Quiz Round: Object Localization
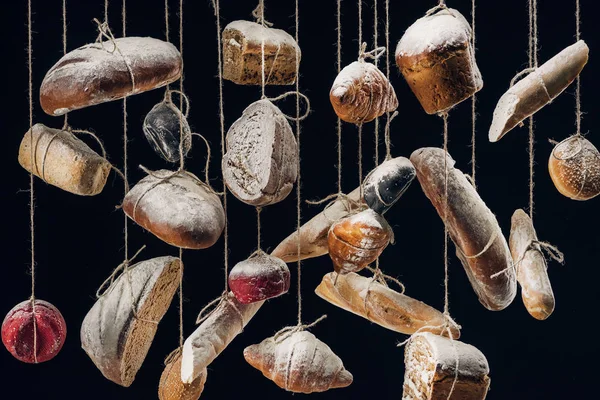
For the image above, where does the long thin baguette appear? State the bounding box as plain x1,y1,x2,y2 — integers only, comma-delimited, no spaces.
315,272,460,338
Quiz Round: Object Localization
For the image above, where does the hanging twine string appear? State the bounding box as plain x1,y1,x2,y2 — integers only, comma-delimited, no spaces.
295,0,303,326
26,0,38,364
164,0,169,42
121,0,130,277
491,240,564,279
357,0,362,52
255,0,267,100
211,0,229,295
528,0,539,220
441,112,451,317
384,0,394,160
575,0,582,136
427,1,449,16
373,0,379,165
384,111,398,160
273,315,327,343
471,0,477,188
62,0,68,128
104,0,109,24
337,0,343,194
256,207,262,251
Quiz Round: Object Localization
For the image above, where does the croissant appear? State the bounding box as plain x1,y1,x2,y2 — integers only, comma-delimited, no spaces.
548,135,600,201
330,61,398,124
244,330,353,394
315,272,460,338
328,209,393,274
159,352,206,400
509,209,555,320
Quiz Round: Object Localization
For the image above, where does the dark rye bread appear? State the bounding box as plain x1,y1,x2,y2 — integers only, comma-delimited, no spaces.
81,256,181,387
410,148,516,311
40,37,182,116
403,333,490,400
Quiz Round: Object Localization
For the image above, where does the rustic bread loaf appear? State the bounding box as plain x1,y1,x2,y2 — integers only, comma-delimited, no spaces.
403,332,490,400
396,8,482,115
159,352,207,400
223,20,300,85
510,209,555,320
548,135,600,201
143,101,192,164
223,99,297,206
330,61,398,124
410,147,516,311
181,293,263,384
315,272,460,338
18,123,110,196
489,41,588,142
122,170,225,249
81,256,181,387
40,37,182,116
244,330,353,394
228,252,290,304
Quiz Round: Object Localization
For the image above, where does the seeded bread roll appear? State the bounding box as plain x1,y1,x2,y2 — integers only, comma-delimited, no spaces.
40,37,182,116
159,353,206,400
18,123,110,196
403,332,490,400
410,147,516,311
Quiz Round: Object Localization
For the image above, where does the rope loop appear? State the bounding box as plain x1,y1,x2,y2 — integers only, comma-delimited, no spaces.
96,245,147,298
358,42,386,62
252,2,273,27
490,239,564,279
195,291,229,325
265,91,312,121
273,315,327,343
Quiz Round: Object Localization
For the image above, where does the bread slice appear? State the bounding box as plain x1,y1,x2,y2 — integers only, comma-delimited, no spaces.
81,256,181,387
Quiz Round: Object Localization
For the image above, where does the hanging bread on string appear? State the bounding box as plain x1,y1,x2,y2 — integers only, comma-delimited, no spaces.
143,93,192,164
548,135,600,201
40,29,182,116
410,148,516,311
244,330,353,393
362,156,416,214
122,169,225,249
222,99,298,206
18,123,111,196
395,7,482,115
489,41,589,142
228,251,290,304
159,351,207,400
222,20,300,85
509,209,559,320
315,272,460,337
2,299,67,364
330,44,398,124
403,332,490,400
181,292,262,384
328,209,394,274
81,256,181,387
271,156,413,263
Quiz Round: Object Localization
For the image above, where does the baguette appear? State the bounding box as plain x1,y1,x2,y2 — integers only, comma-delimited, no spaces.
18,123,110,196
315,272,460,338
81,256,181,387
410,148,516,311
402,332,490,400
489,41,588,142
181,292,263,384
41,37,182,116
509,209,555,320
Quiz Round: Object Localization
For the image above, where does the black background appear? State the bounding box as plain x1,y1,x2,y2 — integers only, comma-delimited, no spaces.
2,0,599,399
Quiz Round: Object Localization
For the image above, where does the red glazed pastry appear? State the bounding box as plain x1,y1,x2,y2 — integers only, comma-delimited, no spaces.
2,299,67,363
228,252,290,304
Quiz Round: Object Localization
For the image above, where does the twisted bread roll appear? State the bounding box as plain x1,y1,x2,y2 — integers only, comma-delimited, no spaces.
330,61,397,124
